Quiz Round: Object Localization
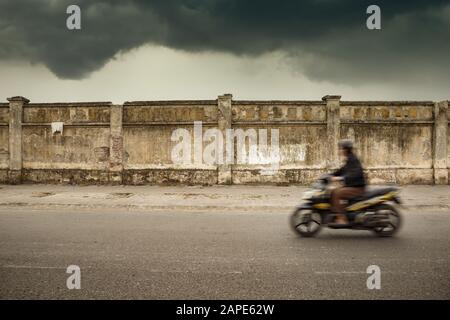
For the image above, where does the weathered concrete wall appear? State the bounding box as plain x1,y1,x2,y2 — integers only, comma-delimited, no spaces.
0,103,9,182
448,102,450,168
230,100,328,184
448,123,450,166
22,102,111,170
0,127,8,166
2,95,449,185
340,101,435,184
20,103,112,184
22,127,111,169
122,101,218,185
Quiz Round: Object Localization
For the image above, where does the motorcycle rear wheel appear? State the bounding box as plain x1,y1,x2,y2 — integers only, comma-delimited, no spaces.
290,208,322,237
372,204,402,237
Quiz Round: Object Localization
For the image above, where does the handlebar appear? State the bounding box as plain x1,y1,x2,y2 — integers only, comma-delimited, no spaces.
318,174,333,184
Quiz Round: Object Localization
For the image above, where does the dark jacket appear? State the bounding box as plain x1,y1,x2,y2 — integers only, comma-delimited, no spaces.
333,152,366,187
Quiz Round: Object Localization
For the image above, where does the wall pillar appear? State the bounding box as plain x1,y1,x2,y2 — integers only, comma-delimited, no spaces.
323,95,341,170
7,96,28,184
217,94,232,184
109,104,123,184
433,101,448,185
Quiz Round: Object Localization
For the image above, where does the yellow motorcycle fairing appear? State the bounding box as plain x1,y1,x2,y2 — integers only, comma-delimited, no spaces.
347,191,398,211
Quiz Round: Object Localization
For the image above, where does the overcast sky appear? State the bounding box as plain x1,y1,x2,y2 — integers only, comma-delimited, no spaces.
0,0,449,103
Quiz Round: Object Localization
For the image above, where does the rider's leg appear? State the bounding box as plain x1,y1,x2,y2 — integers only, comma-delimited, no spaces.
331,187,347,224
332,187,365,224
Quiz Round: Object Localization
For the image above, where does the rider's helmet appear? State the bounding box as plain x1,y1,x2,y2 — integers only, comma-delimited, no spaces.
338,139,353,151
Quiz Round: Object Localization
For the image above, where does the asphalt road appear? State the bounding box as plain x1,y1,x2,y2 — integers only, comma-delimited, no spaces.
0,207,449,299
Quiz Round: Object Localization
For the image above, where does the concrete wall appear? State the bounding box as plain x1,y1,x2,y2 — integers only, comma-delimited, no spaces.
0,103,9,183
340,101,435,184
2,95,448,185
122,101,218,185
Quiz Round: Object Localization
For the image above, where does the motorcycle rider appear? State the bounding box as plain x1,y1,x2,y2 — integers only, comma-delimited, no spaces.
330,139,366,225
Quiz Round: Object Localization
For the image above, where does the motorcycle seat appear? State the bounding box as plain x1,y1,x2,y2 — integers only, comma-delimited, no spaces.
350,187,398,202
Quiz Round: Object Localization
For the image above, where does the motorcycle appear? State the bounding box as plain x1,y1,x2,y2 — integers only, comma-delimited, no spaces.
290,175,403,237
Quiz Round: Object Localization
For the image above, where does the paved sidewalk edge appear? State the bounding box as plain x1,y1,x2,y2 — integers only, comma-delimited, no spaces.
0,202,448,212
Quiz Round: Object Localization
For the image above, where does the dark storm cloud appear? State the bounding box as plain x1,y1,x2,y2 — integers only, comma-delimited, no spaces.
0,0,449,83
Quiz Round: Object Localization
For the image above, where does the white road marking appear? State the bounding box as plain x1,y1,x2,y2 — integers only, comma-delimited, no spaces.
2,265,66,269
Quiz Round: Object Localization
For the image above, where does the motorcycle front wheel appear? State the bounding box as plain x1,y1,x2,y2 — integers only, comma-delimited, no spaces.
290,207,322,237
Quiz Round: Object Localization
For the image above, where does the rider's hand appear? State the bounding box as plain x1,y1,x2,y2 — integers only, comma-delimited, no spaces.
331,176,343,182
